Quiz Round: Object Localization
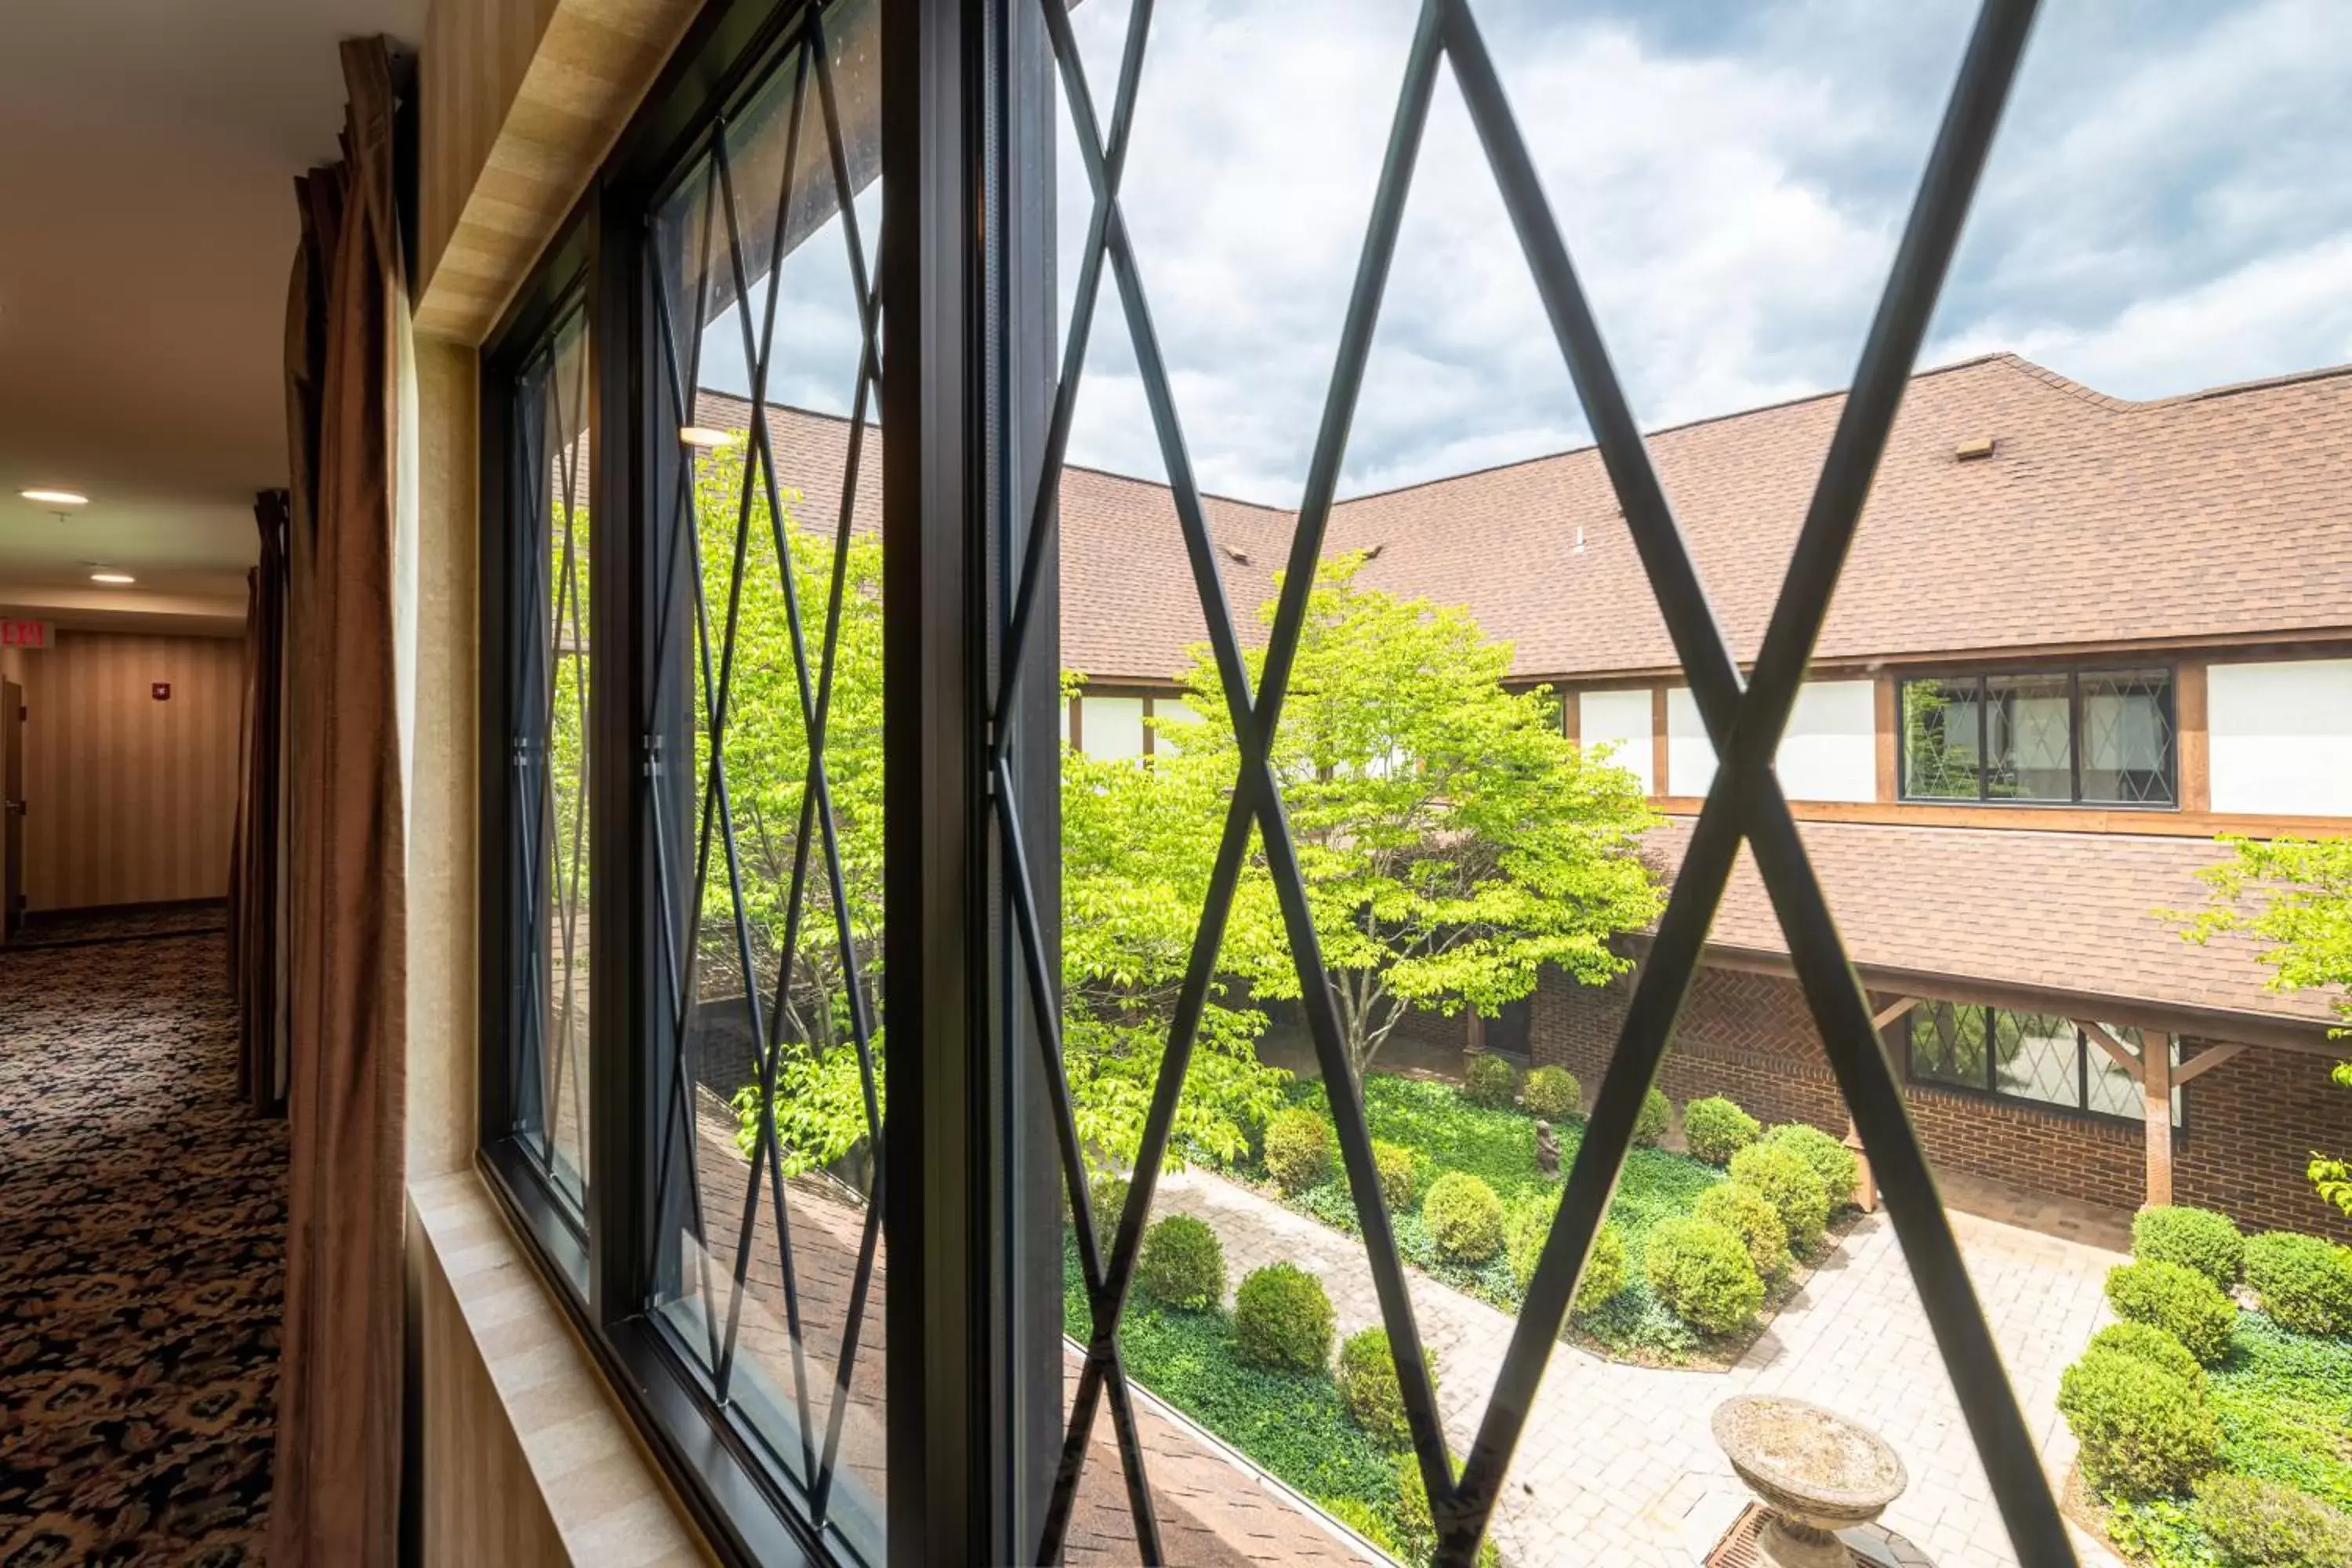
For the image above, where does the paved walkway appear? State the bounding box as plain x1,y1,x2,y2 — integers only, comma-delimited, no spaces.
1151,1169,2127,1568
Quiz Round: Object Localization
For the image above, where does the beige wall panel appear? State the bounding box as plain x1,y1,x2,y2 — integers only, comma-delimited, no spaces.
20,630,245,910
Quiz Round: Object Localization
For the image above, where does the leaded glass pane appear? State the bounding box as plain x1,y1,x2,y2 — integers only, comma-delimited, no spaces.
1991,1009,2079,1107
1985,672,2071,801
1901,677,1981,799
1909,1001,1988,1089
2082,1022,2143,1120
2080,669,2174,806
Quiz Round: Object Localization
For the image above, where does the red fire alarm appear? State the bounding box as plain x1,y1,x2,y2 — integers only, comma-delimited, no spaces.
151,683,172,701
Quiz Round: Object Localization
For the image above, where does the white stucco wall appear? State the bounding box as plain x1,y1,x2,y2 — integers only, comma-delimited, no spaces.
1663,679,1876,802
1578,688,1654,795
2208,659,2352,815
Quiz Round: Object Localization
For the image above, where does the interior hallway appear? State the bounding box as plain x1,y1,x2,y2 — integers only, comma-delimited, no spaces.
0,908,283,1565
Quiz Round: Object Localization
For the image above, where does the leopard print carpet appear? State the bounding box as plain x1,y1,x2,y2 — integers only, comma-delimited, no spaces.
0,926,283,1566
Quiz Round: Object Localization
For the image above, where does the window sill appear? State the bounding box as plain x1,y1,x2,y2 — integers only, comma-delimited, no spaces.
408,1169,713,1566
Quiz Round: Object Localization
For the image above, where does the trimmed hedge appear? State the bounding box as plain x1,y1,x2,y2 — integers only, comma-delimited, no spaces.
2087,1320,2206,1390
1728,1142,1831,1252
1265,1107,1334,1194
1373,1138,1418,1211
1575,1221,1630,1314
1235,1262,1336,1373
1463,1053,1519,1110
1695,1180,1790,1278
1680,1096,1760,1166
2133,1206,2247,1290
1632,1087,1671,1148
1644,1216,1764,1335
1089,1171,1131,1231
1391,1451,1501,1568
2059,1345,2220,1501
2107,1258,2239,1366
2245,1231,2352,1338
1762,1122,1860,1210
1422,1171,1505,1263
1503,1188,1631,1313
1335,1327,1433,1450
2193,1473,2352,1568
1137,1214,1225,1311
1522,1065,1581,1120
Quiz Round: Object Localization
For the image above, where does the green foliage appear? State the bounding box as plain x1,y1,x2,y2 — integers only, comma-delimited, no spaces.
1421,1171,1505,1263
1643,1217,1765,1335
1632,1087,1671,1148
1680,1096,1760,1166
2194,1473,2352,1567
1694,1181,1790,1278
1761,1122,1859,1210
1088,1171,1131,1234
1235,1263,1336,1373
1137,1214,1225,1311
1316,1495,1397,1552
2208,1314,2352,1513
1178,554,1663,1079
2137,1207,2251,1290
1727,1142,1830,1252
2091,1321,2209,1390
1373,1138,1418,1210
1389,1451,1501,1568
2060,1345,2223,1501
2109,1258,2241,1366
2181,837,2352,1221
1522,1064,1581,1120
1336,1327,1433,1450
1463,1053,1520,1109
1575,1219,1630,1312
1265,1106,1334,1194
2245,1232,2352,1338
1497,1189,1626,1312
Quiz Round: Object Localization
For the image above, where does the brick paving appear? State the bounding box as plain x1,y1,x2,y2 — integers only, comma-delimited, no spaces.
1149,1167,2131,1567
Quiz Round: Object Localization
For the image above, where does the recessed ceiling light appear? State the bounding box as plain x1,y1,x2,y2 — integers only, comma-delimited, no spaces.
22,488,88,506
89,570,135,585
678,426,733,448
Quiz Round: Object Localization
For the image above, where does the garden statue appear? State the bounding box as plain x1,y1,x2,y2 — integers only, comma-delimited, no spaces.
1534,1119,1560,1181
1711,1396,1907,1567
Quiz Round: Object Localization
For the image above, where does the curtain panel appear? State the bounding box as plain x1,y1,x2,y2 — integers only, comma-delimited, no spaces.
271,37,411,1568
230,488,290,1116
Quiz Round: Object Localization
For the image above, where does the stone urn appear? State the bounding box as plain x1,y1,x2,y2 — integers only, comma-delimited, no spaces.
1710,1396,1907,1568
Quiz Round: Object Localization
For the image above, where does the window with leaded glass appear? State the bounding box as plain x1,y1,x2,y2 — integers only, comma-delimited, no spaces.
1904,1004,2183,1124
1899,668,2175,806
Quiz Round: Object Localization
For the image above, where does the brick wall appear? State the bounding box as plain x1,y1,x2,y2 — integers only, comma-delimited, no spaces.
2176,1039,2352,1243
1530,962,2349,1235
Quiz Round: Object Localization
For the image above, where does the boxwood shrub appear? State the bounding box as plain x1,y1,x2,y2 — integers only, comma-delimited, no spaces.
2057,1345,2220,1501
1643,1216,1764,1335
1463,1053,1519,1110
1761,1122,1860,1210
1728,1142,1830,1252
1499,1189,1629,1312
1632,1087,1672,1148
2085,1320,2205,1390
1694,1180,1790,1278
1422,1171,1505,1263
1234,1262,1335,1373
2193,1472,2352,1568
1372,1138,1417,1211
1335,1327,1436,1450
2245,1230,2352,1338
1137,1214,1225,1310
1522,1065,1581,1121
2107,1258,2238,1365
2132,1205,2246,1290
1264,1106,1334,1195
1088,1171,1131,1231
1680,1096,1760,1166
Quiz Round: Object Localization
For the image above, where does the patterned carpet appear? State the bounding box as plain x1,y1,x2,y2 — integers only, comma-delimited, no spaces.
0,924,284,1566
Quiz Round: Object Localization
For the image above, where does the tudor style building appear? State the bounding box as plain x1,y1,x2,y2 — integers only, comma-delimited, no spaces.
717,348,2352,1242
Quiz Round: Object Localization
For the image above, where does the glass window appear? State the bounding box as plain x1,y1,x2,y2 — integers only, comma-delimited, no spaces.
1905,1004,2181,1124
1899,669,2174,806
1907,1001,1987,1089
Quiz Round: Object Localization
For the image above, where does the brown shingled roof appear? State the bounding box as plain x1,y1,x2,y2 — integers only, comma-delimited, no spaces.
710,350,2352,684
1647,816,2340,1040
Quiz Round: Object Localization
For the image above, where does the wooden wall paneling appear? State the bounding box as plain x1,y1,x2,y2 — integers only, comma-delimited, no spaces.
1646,794,2350,840
1874,672,1898,802
1650,684,1671,800
20,630,245,910
2175,659,2211,813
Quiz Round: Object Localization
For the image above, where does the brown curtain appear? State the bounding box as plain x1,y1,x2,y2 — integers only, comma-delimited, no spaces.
230,488,290,1115
272,37,409,1568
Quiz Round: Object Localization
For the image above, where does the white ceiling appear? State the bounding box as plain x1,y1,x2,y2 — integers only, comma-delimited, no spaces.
0,0,426,631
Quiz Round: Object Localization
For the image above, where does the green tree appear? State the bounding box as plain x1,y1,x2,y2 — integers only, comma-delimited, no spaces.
2181,836,2352,1218
1177,554,1663,1080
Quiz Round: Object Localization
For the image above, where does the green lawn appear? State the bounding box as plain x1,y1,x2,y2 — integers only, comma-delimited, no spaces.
2105,1312,2352,1565
1261,1073,1730,1361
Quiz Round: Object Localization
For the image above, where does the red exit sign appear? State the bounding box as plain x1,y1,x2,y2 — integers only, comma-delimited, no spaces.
1,619,52,649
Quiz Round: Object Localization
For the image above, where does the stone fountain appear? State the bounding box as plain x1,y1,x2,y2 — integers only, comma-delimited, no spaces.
1710,1396,1908,1567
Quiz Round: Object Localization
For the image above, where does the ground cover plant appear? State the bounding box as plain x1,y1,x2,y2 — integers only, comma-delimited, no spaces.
1242,1073,1848,1363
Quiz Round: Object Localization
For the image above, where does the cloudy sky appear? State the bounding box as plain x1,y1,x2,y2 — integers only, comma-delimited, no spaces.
719,0,2352,505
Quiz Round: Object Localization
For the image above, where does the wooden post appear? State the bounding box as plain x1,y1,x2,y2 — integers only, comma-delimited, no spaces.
2143,1032,2174,1209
